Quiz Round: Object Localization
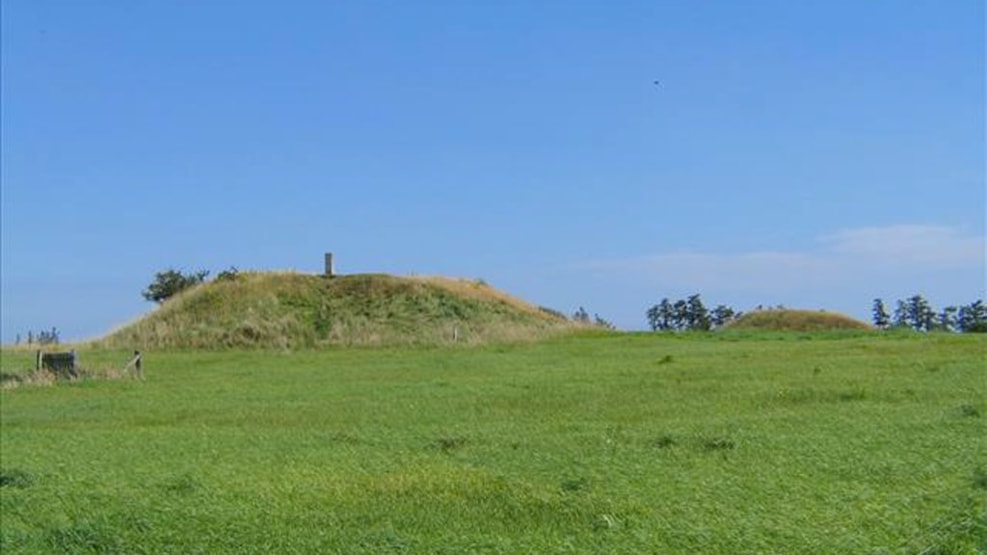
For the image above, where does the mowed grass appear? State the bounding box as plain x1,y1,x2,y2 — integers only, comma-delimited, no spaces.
1,332,985,554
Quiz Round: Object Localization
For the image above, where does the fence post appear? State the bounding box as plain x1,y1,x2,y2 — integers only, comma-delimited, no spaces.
36,350,42,372
134,350,143,380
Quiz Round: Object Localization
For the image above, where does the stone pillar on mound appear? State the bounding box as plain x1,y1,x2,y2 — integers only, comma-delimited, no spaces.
324,253,335,277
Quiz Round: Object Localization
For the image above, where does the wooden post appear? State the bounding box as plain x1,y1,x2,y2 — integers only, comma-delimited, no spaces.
36,350,42,372
124,350,143,379
134,350,143,380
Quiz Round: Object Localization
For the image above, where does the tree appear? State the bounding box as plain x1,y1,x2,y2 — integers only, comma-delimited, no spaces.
872,298,890,329
216,266,240,282
21,327,59,345
657,298,674,330
672,299,689,331
142,268,210,304
646,304,661,331
710,305,737,329
686,294,711,331
938,306,958,332
37,327,59,345
646,295,735,332
647,298,676,331
905,294,936,332
572,306,590,324
593,313,616,330
891,300,909,329
958,300,987,333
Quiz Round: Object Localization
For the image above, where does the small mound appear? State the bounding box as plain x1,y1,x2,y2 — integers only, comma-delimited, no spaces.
97,272,574,349
726,309,873,332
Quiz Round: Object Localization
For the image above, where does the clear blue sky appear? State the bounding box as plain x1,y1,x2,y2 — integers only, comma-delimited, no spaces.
2,1,984,341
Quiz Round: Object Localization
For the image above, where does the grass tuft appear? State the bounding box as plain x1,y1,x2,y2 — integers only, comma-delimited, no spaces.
957,404,981,418
160,472,201,494
46,521,123,554
433,436,469,453
700,437,736,452
653,434,676,449
560,477,590,493
0,469,34,488
973,467,987,490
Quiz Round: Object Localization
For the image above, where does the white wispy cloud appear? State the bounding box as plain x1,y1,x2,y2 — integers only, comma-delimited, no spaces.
597,251,832,291
820,225,985,268
589,224,986,298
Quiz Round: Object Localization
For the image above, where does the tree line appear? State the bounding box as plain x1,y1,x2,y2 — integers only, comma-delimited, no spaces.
646,294,740,331
644,294,986,333
871,296,986,333
13,327,61,346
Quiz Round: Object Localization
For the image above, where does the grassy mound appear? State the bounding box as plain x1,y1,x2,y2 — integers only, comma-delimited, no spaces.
98,272,574,349
726,309,873,332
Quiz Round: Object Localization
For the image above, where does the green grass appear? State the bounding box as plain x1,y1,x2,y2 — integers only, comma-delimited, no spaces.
1,332,985,554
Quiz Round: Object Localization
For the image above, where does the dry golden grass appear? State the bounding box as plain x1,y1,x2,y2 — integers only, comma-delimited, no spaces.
409,276,561,322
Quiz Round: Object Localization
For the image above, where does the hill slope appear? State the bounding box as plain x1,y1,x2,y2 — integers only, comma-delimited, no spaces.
726,309,873,332
99,273,575,349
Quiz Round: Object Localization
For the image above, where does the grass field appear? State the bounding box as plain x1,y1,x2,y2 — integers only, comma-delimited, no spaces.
1,331,985,554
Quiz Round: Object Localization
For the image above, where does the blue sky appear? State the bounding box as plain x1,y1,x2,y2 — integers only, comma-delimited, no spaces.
1,1,984,342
